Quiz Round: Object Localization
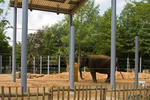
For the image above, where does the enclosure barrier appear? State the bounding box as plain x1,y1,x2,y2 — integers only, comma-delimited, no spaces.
0,84,150,100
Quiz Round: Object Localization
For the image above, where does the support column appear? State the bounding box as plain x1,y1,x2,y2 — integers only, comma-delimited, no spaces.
21,0,28,93
48,56,50,74
110,0,116,89
9,56,11,73
140,57,142,73
33,57,35,74
40,56,42,74
127,57,130,72
0,55,2,74
135,36,139,88
69,26,75,89
58,55,60,73
12,7,17,82
69,14,73,81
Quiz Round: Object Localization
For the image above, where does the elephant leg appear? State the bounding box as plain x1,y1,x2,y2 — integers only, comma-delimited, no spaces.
106,73,110,82
90,71,97,82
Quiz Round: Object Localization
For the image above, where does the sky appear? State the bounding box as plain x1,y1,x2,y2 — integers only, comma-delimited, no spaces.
0,0,128,45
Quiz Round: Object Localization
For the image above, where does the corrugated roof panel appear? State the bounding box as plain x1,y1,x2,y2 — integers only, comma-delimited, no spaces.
10,0,88,14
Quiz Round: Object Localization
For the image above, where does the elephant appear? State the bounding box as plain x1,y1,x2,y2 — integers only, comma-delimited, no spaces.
79,55,111,82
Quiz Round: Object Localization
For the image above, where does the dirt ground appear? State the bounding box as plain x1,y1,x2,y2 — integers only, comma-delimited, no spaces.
0,71,150,88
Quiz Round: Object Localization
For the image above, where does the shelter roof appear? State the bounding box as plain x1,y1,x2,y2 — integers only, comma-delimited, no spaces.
10,0,88,14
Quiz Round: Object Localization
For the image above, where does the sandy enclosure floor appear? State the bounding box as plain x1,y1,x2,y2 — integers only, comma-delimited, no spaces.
0,72,150,88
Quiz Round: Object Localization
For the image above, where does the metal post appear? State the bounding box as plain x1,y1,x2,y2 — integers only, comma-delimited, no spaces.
58,55,60,73
33,57,35,74
21,0,28,93
12,7,17,82
9,56,11,73
110,0,116,89
69,26,75,89
0,56,1,73
40,56,42,74
127,57,130,72
84,67,86,72
135,36,139,88
69,14,73,80
48,56,50,74
140,57,142,73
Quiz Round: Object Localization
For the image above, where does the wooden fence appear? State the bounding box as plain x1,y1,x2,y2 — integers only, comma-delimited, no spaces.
0,84,150,100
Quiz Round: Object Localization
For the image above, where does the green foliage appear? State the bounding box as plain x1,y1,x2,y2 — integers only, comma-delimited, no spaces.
27,0,150,70
0,0,11,69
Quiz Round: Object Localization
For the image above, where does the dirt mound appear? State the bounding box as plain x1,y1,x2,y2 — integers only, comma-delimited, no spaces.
0,72,150,87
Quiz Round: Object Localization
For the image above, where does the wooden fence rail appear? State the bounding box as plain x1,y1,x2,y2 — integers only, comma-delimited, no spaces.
1,84,150,100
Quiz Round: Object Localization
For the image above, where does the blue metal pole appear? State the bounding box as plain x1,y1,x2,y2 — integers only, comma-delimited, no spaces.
69,26,75,89
110,0,116,89
21,0,28,93
12,7,17,82
134,36,139,88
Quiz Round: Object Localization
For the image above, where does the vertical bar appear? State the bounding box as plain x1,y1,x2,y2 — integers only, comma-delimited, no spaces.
28,87,30,100
62,87,65,100
37,87,39,100
110,0,116,89
8,87,11,100
33,57,35,74
12,7,17,82
74,86,76,100
85,86,88,100
78,86,80,100
118,85,120,100
95,86,97,100
43,87,45,100
84,67,86,72
58,55,60,73
0,55,2,74
57,87,60,100
51,87,53,100
89,86,91,100
48,56,50,74
82,86,84,100
100,85,102,100
1,86,4,100
68,87,70,100
9,56,11,73
21,0,28,93
140,57,142,73
40,56,42,74
134,36,139,88
127,57,130,72
16,87,18,100
69,14,73,80
69,26,75,89
21,86,24,100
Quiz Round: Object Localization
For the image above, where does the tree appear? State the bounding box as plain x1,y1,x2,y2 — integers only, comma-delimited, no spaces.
0,0,11,71
118,1,150,69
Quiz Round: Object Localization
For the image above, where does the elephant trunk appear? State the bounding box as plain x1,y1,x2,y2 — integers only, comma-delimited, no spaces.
79,67,84,80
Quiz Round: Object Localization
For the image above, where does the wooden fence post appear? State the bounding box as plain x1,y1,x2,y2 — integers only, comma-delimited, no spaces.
1,86,4,100
43,87,45,100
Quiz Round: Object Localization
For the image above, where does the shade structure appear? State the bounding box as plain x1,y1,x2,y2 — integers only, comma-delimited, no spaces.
10,0,88,14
